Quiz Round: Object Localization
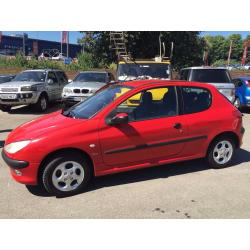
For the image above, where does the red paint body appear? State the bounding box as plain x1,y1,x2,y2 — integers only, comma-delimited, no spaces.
3,80,244,185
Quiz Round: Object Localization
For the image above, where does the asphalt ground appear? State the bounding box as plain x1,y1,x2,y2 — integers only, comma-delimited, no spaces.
0,104,250,218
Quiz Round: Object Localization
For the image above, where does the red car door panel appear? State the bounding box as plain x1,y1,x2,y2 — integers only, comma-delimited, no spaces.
99,115,189,167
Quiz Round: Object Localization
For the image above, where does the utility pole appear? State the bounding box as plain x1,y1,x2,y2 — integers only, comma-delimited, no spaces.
23,33,25,56
66,32,69,58
61,31,63,54
227,40,233,66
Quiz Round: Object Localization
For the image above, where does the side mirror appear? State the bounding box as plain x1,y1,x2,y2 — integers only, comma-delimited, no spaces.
47,79,54,84
108,113,128,125
68,79,72,83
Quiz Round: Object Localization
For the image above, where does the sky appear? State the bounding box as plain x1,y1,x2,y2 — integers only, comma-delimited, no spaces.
2,31,250,44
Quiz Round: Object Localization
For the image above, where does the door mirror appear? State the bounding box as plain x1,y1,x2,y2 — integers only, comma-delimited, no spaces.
108,113,129,125
47,79,54,84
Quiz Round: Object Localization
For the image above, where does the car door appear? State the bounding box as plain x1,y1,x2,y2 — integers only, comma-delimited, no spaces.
46,71,60,100
179,86,213,155
99,86,189,167
56,71,68,98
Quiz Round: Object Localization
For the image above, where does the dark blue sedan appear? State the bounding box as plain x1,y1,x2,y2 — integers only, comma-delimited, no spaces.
233,77,250,109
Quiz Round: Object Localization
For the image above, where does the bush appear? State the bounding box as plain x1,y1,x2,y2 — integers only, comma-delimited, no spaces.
77,52,97,70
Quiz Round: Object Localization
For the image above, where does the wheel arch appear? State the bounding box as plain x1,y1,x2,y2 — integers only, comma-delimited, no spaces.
37,147,94,183
207,131,240,156
39,91,49,101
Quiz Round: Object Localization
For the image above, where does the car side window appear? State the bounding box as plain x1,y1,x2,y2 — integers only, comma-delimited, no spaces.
57,71,68,83
180,69,189,80
181,87,212,114
47,72,58,83
115,86,178,122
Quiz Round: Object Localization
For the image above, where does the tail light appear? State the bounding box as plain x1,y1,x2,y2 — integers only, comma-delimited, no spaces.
245,80,250,87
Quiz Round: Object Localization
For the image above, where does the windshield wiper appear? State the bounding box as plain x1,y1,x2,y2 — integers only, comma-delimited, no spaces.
62,110,76,118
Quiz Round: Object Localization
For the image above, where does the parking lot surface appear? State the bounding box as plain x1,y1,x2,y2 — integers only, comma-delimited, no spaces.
0,105,250,219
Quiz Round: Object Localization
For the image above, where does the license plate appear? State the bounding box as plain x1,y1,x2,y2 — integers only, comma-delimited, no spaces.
74,97,85,102
0,94,17,99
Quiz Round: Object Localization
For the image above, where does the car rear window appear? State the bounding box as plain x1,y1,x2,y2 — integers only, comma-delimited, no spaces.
190,69,231,83
181,87,212,114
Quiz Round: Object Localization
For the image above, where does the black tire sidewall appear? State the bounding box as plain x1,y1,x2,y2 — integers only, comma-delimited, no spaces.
207,137,235,169
42,153,91,196
36,94,48,112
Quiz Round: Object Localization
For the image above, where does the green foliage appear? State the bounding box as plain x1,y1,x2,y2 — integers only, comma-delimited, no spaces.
77,52,97,69
79,31,205,70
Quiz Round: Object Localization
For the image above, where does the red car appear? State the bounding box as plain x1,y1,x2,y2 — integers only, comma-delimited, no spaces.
2,80,245,196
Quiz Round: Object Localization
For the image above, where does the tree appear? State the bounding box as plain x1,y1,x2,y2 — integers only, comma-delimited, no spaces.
78,31,205,69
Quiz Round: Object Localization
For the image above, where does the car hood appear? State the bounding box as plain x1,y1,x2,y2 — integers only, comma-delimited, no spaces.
5,111,86,143
0,81,43,88
65,81,106,89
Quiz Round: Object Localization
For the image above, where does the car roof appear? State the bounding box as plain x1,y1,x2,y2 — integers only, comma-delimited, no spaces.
23,69,63,72
78,71,108,74
122,79,216,90
181,66,227,70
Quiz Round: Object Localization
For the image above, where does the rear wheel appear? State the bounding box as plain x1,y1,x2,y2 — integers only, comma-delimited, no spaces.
35,94,48,112
207,136,235,168
42,152,92,196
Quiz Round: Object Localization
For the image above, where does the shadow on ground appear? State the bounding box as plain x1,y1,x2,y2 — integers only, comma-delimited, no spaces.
26,148,250,198
7,103,62,115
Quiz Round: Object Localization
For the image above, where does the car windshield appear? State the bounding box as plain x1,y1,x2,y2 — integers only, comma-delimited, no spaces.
191,69,232,83
74,72,107,83
117,63,170,80
62,85,133,119
0,77,9,83
14,71,46,82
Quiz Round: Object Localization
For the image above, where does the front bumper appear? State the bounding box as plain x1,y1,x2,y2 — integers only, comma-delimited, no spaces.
1,150,38,185
0,92,39,106
2,150,29,169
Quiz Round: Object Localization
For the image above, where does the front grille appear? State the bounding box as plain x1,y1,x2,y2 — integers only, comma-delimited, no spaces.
73,89,80,94
81,89,89,94
1,88,19,92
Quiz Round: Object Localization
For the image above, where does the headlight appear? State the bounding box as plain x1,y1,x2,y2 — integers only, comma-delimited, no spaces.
21,85,37,91
89,89,97,94
63,88,73,93
4,140,31,154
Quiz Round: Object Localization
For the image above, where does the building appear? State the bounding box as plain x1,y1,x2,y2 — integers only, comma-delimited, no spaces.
0,34,82,58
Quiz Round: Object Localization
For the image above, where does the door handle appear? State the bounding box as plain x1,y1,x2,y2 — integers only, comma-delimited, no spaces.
173,123,182,129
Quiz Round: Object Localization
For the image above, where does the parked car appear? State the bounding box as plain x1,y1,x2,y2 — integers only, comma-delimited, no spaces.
241,63,250,70
0,69,68,112
62,71,115,108
179,67,235,103
2,80,244,196
0,74,15,84
233,77,250,109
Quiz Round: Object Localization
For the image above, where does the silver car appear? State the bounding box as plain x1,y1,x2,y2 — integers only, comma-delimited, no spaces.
62,71,115,107
0,69,68,112
180,67,235,103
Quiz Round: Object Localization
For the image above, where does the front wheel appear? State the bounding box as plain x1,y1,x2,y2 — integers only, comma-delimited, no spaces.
207,137,235,169
35,94,48,112
42,152,92,196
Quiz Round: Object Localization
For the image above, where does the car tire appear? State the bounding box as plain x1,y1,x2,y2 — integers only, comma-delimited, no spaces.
207,136,235,169
42,152,92,196
35,94,48,112
0,105,11,112
234,97,242,110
